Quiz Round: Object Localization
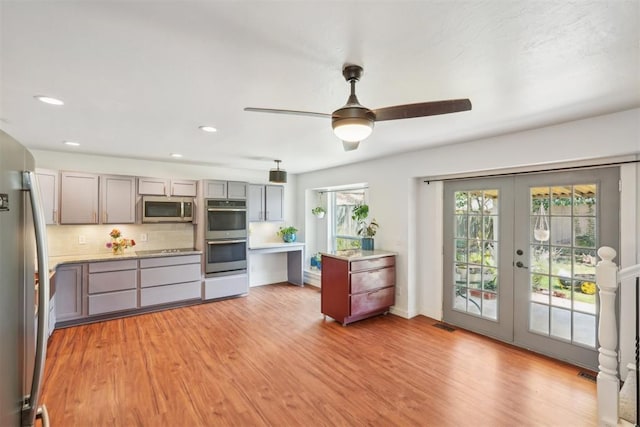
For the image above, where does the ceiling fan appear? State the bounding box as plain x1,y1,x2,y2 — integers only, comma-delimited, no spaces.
245,64,472,151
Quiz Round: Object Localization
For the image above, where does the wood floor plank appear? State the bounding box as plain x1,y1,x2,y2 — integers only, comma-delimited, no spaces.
40,284,597,426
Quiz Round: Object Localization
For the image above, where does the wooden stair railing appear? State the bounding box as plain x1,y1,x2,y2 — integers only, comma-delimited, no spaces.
596,246,640,426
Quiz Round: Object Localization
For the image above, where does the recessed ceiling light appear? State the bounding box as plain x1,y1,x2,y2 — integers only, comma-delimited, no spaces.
63,141,80,146
199,125,217,133
170,153,183,158
35,95,64,106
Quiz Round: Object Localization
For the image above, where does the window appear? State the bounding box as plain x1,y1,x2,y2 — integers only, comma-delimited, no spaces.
330,189,367,250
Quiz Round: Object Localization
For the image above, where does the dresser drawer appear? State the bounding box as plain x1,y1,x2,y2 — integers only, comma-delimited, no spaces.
351,266,395,294
350,256,395,272
350,286,395,317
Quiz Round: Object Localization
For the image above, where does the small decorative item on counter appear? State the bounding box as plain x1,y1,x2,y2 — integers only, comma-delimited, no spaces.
277,225,298,243
105,228,136,255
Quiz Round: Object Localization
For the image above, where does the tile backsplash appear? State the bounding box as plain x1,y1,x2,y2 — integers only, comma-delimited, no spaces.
46,223,195,256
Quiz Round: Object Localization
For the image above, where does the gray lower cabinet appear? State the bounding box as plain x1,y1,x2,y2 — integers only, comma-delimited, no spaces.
139,255,202,307
88,259,138,315
203,273,248,300
54,263,84,321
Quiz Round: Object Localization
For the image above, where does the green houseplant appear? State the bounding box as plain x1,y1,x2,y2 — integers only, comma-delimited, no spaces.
311,206,326,218
351,204,379,250
277,225,298,243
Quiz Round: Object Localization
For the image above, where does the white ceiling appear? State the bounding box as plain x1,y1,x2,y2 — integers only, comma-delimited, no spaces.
1,1,638,174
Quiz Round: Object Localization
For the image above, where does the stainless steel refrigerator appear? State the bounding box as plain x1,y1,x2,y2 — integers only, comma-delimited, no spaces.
0,130,51,426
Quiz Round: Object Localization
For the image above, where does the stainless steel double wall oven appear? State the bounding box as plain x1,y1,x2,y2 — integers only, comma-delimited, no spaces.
205,199,247,276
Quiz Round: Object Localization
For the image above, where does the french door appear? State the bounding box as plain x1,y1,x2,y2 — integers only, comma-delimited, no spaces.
443,167,619,369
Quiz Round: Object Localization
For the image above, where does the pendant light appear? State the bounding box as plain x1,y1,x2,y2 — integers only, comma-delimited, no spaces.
269,160,287,183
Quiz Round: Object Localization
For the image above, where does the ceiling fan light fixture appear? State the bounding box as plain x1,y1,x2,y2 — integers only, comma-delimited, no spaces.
332,116,374,142
269,160,287,183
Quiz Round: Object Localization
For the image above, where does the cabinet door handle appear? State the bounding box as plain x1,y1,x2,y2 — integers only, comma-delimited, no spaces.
52,209,57,223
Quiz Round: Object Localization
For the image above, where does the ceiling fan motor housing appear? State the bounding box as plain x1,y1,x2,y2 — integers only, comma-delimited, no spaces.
331,106,375,142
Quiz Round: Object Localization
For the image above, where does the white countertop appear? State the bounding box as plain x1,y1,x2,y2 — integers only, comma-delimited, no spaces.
249,242,305,250
320,249,396,261
49,249,202,270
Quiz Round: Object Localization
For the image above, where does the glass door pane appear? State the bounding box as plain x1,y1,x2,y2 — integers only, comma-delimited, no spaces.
528,184,598,346
453,190,499,320
443,178,514,343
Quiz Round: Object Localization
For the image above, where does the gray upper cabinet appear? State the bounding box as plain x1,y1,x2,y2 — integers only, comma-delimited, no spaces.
248,184,265,221
137,177,168,195
205,180,247,199
249,184,284,222
138,177,196,197
60,172,136,224
36,168,59,225
60,171,100,224
101,175,135,223
265,185,284,221
170,180,197,197
204,180,226,199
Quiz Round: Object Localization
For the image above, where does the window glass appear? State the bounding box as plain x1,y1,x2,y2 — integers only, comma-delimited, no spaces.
332,190,366,250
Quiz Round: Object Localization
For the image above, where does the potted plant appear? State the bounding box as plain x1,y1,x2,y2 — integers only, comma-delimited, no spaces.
311,206,326,219
351,204,379,250
277,225,298,243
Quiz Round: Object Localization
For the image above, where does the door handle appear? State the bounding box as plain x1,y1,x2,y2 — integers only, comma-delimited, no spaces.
515,261,528,269
22,171,50,427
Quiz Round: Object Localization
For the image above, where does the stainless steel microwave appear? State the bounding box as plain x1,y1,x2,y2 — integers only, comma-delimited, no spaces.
142,196,193,223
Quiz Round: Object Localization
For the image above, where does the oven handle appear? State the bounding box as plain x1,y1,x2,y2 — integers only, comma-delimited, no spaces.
207,239,247,245
207,208,246,212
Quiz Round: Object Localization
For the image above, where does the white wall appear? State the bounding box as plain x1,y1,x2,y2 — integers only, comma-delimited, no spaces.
297,108,640,319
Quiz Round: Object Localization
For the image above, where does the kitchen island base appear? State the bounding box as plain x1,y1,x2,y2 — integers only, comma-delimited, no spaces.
321,250,396,326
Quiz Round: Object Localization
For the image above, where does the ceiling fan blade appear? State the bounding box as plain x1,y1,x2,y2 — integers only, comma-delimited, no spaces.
373,99,472,122
244,107,330,119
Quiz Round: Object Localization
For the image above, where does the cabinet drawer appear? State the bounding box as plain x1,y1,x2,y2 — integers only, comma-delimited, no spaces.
350,256,395,272
88,269,137,294
89,259,137,273
140,281,201,307
139,254,201,268
88,289,137,315
350,286,395,317
351,267,395,294
140,263,201,287
203,274,248,300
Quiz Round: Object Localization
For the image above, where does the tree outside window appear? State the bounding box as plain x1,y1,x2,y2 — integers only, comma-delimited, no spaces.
332,190,366,250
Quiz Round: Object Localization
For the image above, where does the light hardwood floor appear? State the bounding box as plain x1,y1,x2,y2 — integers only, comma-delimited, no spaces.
41,283,597,426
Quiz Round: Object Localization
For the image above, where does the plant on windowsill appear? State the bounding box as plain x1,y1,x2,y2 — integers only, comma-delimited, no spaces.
311,206,326,219
352,204,379,251
277,225,299,243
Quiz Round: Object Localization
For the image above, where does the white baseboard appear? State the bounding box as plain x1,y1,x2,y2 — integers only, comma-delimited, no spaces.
304,269,321,287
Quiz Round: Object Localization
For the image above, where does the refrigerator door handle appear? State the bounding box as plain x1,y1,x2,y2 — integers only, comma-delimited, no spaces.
21,171,50,427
